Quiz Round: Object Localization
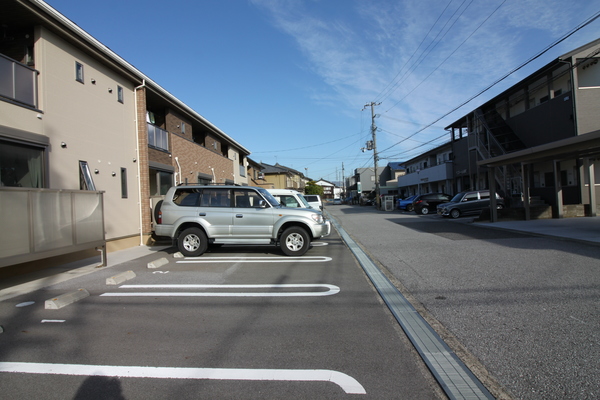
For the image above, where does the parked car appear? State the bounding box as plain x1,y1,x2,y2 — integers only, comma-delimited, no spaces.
437,190,504,219
268,189,312,209
154,185,330,257
412,193,452,215
304,194,323,210
397,195,417,211
332,198,342,205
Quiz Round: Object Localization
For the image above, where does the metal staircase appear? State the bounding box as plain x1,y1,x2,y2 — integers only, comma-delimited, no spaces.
470,109,526,196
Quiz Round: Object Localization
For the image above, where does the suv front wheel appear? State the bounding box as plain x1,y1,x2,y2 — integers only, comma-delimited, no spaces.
280,226,310,256
178,227,208,257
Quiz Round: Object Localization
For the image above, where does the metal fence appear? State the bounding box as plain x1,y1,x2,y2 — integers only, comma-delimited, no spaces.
0,187,105,268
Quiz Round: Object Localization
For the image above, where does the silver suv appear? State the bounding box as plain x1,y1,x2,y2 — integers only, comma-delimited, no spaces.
154,185,331,257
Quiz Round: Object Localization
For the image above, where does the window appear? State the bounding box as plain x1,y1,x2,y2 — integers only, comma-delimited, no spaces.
0,139,45,187
234,189,261,208
173,188,201,206
149,169,172,196
117,86,123,103
202,188,231,207
463,193,478,202
278,195,300,208
75,62,84,83
79,161,96,190
120,167,127,198
181,122,186,134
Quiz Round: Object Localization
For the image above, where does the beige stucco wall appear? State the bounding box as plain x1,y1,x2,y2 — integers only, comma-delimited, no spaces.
31,26,141,242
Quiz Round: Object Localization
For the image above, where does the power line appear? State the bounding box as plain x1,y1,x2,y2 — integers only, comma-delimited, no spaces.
384,0,504,113
377,8,600,156
374,0,455,102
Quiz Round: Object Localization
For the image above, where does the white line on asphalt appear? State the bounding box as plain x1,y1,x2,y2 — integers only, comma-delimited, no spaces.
0,362,366,394
176,256,331,263
41,320,65,323
100,284,340,297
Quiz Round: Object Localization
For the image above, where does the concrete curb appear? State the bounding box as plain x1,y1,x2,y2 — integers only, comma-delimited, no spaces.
147,258,169,269
45,288,90,309
106,271,136,285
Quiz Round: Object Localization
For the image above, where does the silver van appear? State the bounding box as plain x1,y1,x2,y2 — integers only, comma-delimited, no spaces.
154,185,330,257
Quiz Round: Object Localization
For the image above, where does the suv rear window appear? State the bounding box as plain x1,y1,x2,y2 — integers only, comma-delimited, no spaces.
173,188,201,207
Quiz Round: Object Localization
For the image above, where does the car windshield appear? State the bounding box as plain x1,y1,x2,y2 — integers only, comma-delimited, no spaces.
257,187,281,207
451,193,464,202
298,194,312,208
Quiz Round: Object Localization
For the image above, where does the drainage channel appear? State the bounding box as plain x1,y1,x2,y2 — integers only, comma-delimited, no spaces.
328,215,494,400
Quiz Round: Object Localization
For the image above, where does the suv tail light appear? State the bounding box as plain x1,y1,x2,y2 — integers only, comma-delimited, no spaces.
157,210,162,225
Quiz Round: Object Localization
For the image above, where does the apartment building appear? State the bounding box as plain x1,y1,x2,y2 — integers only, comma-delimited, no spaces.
396,143,454,197
446,38,600,218
0,0,250,266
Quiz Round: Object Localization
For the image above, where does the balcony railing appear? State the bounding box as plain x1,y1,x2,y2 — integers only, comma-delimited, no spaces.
0,53,38,108
0,187,106,268
147,123,169,151
397,162,453,187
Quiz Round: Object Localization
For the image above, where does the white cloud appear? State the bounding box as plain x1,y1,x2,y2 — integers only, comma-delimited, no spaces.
251,0,600,163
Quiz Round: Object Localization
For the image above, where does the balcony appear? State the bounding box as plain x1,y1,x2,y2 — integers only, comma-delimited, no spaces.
0,187,106,268
147,123,169,151
397,162,453,187
0,53,38,109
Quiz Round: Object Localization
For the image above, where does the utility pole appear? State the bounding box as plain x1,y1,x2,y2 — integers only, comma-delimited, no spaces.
342,162,345,199
363,102,381,209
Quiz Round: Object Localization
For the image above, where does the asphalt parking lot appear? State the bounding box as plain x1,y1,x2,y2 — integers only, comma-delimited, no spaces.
0,229,444,399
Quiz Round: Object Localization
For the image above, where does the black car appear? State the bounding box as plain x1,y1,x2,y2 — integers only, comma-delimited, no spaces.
412,193,451,215
437,190,505,218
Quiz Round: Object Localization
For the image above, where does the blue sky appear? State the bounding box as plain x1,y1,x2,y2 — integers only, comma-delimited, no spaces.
48,0,600,183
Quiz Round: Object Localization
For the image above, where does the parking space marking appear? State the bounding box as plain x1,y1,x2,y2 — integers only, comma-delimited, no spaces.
0,362,366,394
176,256,331,263
100,284,340,297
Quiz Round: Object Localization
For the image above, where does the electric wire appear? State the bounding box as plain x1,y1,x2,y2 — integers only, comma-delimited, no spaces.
377,8,600,158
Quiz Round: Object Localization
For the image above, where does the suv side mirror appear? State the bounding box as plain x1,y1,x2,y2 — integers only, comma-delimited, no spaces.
258,200,268,208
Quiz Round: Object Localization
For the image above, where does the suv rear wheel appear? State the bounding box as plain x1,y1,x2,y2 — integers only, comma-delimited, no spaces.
178,227,208,257
280,226,310,256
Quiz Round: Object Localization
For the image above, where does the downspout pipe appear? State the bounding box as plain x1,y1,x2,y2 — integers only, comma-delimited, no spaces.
134,79,146,246
175,157,182,186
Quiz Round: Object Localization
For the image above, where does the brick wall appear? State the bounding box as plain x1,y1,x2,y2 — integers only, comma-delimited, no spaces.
171,135,233,185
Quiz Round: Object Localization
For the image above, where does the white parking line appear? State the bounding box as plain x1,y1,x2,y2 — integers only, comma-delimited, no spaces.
0,362,366,394
177,256,331,263
100,284,340,297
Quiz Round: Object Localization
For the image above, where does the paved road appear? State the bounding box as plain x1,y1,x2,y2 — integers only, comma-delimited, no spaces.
0,229,444,399
327,205,600,400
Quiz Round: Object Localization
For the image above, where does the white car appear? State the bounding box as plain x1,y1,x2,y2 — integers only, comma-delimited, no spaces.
304,194,323,210
267,189,312,209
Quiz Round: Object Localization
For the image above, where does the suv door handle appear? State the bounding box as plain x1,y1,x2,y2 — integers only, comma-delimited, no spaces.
236,214,243,218
199,213,206,216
